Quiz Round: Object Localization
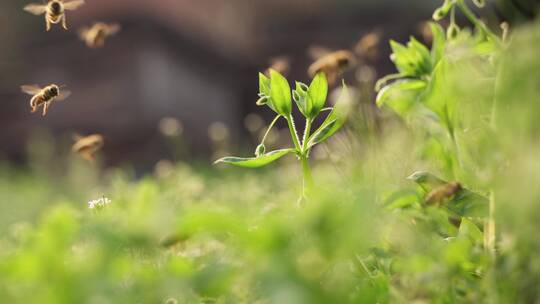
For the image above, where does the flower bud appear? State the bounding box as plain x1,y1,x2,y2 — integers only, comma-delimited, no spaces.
256,94,268,106
432,0,453,21
447,23,460,40
255,144,266,157
472,0,485,8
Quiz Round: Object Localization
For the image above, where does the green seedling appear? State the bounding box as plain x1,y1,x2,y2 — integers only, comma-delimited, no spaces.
215,70,350,200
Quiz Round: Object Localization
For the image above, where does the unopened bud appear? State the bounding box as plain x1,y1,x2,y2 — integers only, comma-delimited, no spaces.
255,144,266,157
447,23,460,40
433,8,446,21
472,0,485,8
256,95,268,106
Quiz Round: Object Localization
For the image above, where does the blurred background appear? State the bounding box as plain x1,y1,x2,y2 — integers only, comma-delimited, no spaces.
0,0,534,172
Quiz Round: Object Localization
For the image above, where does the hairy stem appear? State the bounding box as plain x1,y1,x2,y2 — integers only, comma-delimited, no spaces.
301,118,313,152
286,115,302,152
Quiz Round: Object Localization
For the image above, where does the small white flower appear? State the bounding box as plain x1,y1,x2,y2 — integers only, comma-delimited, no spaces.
88,196,111,209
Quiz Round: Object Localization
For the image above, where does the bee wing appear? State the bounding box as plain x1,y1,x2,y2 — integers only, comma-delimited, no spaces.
307,45,332,61
106,23,121,35
78,27,89,39
23,4,47,15
21,84,42,95
57,90,72,101
307,58,327,77
63,0,85,10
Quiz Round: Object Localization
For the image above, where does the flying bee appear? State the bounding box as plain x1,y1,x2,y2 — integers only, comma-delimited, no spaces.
21,84,71,116
72,134,104,162
264,56,291,77
79,22,121,48
354,29,383,62
425,181,462,205
307,50,356,85
23,0,85,31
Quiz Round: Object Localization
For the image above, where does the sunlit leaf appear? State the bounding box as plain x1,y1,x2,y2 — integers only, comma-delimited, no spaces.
307,72,328,118
214,149,295,168
430,22,446,65
376,79,427,116
307,84,351,148
269,69,292,115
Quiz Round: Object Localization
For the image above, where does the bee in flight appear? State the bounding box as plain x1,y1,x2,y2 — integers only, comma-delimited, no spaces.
72,134,104,162
308,50,356,85
23,0,85,31
79,22,121,48
21,84,71,116
354,29,383,62
265,56,290,77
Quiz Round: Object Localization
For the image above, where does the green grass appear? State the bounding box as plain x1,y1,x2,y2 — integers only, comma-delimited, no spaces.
2,1,540,303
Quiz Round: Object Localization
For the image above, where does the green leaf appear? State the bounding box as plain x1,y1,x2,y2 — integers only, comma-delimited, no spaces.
307,84,351,148
376,79,427,116
269,69,292,116
307,72,328,118
258,73,273,109
448,189,489,218
259,73,270,96
308,119,338,148
293,82,310,117
421,59,455,133
214,149,295,168
458,218,483,244
429,22,446,66
390,38,432,77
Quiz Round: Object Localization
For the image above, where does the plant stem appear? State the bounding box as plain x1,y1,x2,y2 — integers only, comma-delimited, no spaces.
286,115,302,152
300,154,314,197
456,0,501,45
301,118,312,152
484,191,496,254
261,115,282,144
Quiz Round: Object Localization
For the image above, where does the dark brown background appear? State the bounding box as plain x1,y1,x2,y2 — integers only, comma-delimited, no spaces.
0,0,519,172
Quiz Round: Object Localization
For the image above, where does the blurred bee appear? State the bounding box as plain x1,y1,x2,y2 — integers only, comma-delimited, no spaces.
79,22,121,48
21,84,71,116
425,181,462,205
23,0,85,31
265,56,290,77
354,29,382,62
72,134,104,162
308,50,356,85
307,45,332,61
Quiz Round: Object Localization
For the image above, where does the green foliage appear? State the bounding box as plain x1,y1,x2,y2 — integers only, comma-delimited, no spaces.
2,2,540,304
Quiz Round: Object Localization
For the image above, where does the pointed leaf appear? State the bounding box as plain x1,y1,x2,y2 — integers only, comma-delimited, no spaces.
307,84,351,148
269,69,292,115
258,73,274,110
214,149,295,168
293,81,310,117
307,72,328,117
376,79,427,106
259,72,270,96
458,218,483,244
429,22,446,66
